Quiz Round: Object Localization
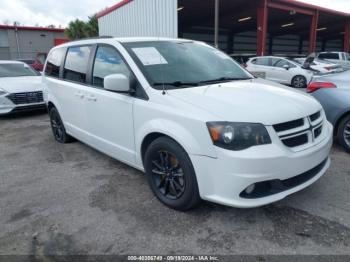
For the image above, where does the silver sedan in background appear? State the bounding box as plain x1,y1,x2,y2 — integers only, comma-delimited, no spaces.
308,70,350,152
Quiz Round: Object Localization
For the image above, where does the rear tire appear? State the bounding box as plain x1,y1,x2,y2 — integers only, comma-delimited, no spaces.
49,107,74,143
337,114,350,153
144,137,201,211
291,75,307,88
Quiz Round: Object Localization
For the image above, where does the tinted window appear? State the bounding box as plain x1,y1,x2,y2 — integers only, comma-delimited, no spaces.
92,46,131,88
318,53,339,60
63,46,92,83
45,48,66,78
255,57,270,66
0,63,39,77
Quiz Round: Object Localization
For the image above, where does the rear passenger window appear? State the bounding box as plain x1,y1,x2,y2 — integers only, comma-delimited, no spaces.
92,46,131,88
63,46,92,83
255,57,270,66
45,48,66,78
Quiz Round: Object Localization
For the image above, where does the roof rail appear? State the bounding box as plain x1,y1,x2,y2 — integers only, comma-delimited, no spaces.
68,35,114,43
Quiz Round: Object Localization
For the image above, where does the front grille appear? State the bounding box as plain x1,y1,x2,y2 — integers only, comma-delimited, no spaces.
6,91,43,105
314,125,322,138
240,158,328,199
273,118,304,132
282,134,308,147
273,111,323,149
310,111,321,122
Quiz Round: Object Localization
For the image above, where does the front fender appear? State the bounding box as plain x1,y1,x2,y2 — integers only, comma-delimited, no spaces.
135,118,217,166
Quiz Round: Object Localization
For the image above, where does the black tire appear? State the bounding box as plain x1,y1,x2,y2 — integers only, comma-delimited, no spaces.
291,75,307,88
49,107,74,143
337,114,350,153
144,137,201,211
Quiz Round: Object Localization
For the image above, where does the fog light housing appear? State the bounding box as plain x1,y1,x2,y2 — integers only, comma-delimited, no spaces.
245,184,256,194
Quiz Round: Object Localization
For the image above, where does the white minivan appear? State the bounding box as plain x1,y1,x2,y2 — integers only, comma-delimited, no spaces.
44,37,333,210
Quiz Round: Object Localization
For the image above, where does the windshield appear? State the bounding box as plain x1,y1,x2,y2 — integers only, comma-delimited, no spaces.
123,41,253,89
0,63,40,77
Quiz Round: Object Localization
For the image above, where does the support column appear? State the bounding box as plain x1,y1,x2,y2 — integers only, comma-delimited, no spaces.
268,35,273,55
321,38,326,51
227,31,234,54
214,0,220,48
308,11,319,53
344,21,350,52
257,0,268,56
298,36,303,54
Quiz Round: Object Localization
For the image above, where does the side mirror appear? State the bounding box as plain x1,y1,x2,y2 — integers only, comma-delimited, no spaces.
283,64,290,70
104,74,130,93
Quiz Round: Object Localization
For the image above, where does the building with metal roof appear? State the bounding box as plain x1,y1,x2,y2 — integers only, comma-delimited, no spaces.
96,0,350,56
0,25,67,61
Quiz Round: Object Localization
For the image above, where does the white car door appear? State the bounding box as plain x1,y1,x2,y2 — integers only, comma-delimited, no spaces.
47,46,92,142
270,58,294,84
84,45,136,165
247,57,271,79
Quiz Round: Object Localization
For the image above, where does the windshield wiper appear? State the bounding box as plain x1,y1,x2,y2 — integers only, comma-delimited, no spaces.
153,81,199,88
200,77,252,85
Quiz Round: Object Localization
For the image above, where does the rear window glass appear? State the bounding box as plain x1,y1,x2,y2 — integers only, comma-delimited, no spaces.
318,53,339,60
0,63,39,77
45,48,66,78
63,46,92,83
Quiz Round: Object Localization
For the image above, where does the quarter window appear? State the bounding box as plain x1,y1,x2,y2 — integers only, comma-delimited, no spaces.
92,46,131,88
45,48,66,78
63,46,92,83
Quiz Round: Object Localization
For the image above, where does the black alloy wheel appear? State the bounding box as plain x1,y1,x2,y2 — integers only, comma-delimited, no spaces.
151,150,185,200
144,137,201,210
49,107,74,143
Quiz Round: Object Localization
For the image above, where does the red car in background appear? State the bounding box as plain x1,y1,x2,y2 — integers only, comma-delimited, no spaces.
17,53,47,72
17,58,44,72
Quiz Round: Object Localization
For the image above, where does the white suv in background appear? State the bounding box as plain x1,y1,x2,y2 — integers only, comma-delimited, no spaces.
246,56,313,88
44,38,332,210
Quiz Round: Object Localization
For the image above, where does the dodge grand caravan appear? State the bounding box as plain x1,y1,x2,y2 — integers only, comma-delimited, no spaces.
44,37,333,210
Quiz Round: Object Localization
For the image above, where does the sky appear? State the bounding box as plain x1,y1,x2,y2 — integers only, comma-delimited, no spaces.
0,0,349,28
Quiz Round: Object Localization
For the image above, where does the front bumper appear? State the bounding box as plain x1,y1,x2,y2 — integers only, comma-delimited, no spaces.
190,122,333,208
0,95,46,115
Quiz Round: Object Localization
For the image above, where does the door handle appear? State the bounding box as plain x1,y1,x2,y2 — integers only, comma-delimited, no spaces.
75,92,84,99
87,95,97,102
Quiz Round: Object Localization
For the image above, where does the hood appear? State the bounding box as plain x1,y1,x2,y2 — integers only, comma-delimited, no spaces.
168,78,321,125
0,76,44,93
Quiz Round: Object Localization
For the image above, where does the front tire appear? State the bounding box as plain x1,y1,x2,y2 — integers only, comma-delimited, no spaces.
49,107,74,143
144,137,201,211
291,75,307,88
337,114,350,153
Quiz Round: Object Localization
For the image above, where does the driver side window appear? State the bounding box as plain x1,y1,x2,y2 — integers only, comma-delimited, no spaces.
92,46,131,88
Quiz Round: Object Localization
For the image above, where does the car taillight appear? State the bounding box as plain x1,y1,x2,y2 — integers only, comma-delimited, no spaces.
324,66,333,71
307,82,336,93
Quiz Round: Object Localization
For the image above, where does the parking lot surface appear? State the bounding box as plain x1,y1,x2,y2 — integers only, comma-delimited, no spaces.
0,112,350,256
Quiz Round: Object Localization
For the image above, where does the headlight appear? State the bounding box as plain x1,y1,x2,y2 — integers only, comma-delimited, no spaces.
0,88,7,96
207,122,271,150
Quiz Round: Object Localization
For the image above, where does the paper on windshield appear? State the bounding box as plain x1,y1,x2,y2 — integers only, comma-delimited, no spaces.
132,47,168,66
